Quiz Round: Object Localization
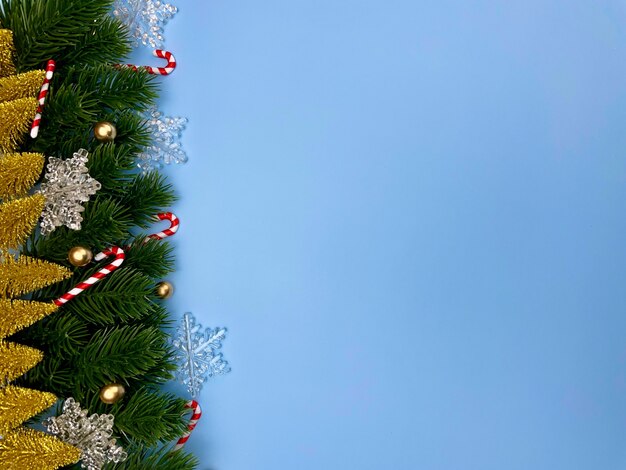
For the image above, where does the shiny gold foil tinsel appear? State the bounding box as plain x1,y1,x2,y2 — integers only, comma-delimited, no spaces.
0,427,81,470
0,152,45,199
0,70,45,104
0,385,57,434
0,300,58,339
0,194,45,250
0,255,71,298
0,29,16,78
0,341,43,383
0,97,38,152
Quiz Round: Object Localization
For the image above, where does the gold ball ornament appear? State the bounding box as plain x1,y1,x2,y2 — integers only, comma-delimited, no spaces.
94,121,117,142
99,383,126,404
155,281,174,299
68,246,93,267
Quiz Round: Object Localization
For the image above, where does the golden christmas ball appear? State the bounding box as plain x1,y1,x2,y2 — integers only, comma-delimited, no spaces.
99,383,126,404
94,121,117,142
155,281,174,299
68,246,93,267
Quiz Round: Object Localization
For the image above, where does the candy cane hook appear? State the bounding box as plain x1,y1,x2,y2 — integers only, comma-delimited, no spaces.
146,212,179,241
120,49,176,75
172,400,202,451
54,246,125,306
30,59,55,138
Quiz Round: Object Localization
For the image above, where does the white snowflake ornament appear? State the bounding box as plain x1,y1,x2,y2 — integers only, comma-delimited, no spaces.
44,398,127,470
38,148,101,236
137,107,188,173
112,0,178,48
172,312,230,397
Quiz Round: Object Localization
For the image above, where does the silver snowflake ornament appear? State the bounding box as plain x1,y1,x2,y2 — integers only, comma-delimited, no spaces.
44,398,127,470
112,0,178,48
172,312,231,397
137,107,188,173
38,148,101,236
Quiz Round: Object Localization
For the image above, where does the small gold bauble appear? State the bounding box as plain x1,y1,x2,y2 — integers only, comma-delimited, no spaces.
155,281,174,299
94,121,117,142
99,383,126,404
68,246,93,267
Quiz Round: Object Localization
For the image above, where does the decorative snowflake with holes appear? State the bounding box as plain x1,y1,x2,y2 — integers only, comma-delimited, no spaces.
44,398,127,470
112,0,178,48
136,107,188,173
38,148,101,236
172,312,230,397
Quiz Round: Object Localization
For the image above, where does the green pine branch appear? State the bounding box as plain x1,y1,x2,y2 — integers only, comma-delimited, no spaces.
0,0,129,71
104,446,198,470
83,388,190,446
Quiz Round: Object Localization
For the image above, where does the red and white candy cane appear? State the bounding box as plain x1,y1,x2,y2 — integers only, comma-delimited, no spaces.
173,400,202,451
30,59,55,139
53,247,125,306
120,49,176,75
146,212,179,241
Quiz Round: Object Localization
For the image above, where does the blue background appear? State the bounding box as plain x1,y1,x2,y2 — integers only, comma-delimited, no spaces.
155,1,626,468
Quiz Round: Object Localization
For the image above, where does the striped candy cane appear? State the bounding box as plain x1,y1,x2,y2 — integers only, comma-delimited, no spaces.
30,59,55,139
147,212,179,241
120,49,176,75
53,247,125,306
173,400,202,451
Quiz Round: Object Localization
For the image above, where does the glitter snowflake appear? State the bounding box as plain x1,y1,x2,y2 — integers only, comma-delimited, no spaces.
112,0,178,48
38,148,101,236
137,107,188,173
172,312,230,397
44,398,127,470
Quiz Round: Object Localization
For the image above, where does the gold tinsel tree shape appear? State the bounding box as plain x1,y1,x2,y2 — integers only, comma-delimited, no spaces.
0,194,46,251
0,29,16,77
0,29,81,470
0,97,38,152
0,428,81,470
0,28,42,152
0,341,44,383
0,385,57,434
0,152,45,200
0,70,46,103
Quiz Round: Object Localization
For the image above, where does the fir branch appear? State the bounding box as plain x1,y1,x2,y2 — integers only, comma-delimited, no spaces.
63,65,158,112
27,198,133,262
123,239,175,279
51,267,160,326
83,388,190,446
0,0,127,71
72,325,170,394
17,353,74,396
120,172,177,228
14,313,90,357
104,446,198,470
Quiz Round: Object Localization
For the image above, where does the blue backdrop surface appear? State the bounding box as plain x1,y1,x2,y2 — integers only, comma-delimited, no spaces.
156,1,626,468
